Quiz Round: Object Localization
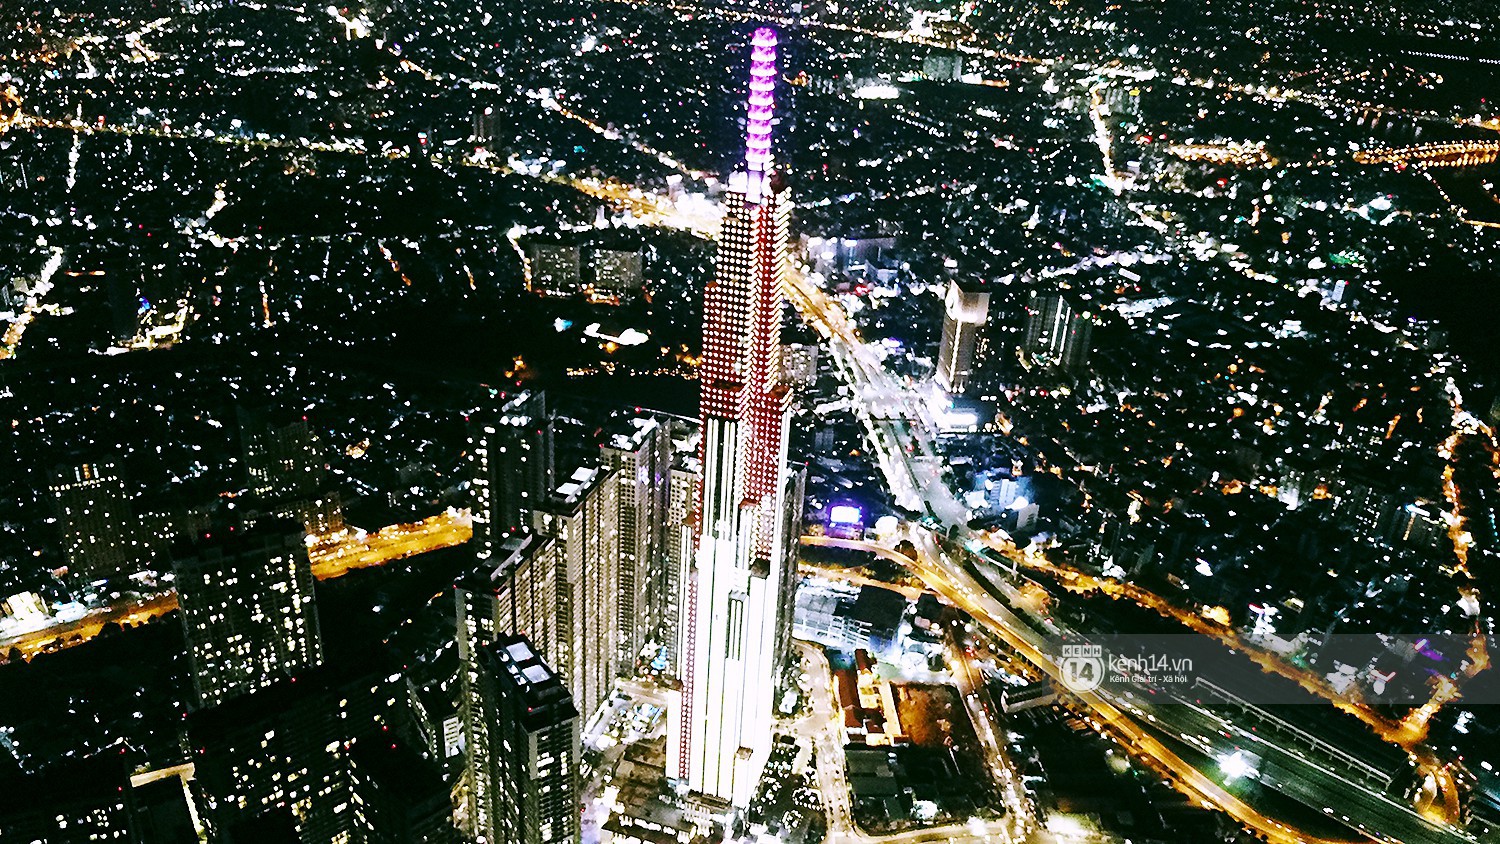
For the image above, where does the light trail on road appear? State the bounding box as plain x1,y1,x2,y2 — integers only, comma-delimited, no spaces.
305,509,472,578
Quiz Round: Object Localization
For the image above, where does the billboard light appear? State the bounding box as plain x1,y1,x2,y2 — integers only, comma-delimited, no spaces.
829,505,863,525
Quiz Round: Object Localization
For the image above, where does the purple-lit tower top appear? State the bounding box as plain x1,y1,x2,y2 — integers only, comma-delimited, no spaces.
744,27,778,174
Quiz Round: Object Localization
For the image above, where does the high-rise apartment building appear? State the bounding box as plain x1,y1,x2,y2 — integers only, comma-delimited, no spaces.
1331,480,1402,547
588,246,645,300
345,740,459,843
525,241,583,295
935,280,991,393
0,752,139,844
171,519,323,708
457,534,567,841
600,415,672,670
922,52,964,82
671,27,800,807
532,465,620,725
780,342,820,387
240,406,325,500
49,462,150,582
1022,290,1093,372
469,636,580,844
469,391,553,561
188,665,433,843
1393,499,1448,553
663,451,701,674
457,542,582,844
238,405,343,536
457,532,569,686
458,474,617,840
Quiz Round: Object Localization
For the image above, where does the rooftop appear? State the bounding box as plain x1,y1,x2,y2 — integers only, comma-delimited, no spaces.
604,414,662,452
170,517,306,570
483,634,578,732
542,465,611,512
458,531,555,594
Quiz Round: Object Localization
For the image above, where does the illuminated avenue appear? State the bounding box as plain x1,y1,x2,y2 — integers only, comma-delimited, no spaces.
1,1,1499,844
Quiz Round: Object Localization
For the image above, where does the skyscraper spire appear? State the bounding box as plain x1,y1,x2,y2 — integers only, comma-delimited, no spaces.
744,27,778,176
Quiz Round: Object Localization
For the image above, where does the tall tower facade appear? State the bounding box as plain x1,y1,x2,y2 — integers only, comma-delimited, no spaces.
457,533,569,705
664,450,701,675
935,280,991,393
1022,291,1093,372
600,415,672,671
469,391,552,561
172,519,323,708
238,404,343,537
457,534,571,842
239,406,325,501
532,465,620,727
671,27,798,807
49,462,150,582
471,636,580,844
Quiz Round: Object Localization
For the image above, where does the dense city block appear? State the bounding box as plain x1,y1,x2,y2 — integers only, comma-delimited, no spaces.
1,1,1498,843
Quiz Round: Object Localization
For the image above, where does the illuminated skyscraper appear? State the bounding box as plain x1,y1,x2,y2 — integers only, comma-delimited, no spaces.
469,391,553,561
671,27,800,807
187,665,436,843
532,465,620,727
457,533,569,693
664,449,701,675
1022,290,1093,372
935,280,991,393
238,404,343,537
457,536,586,844
172,519,323,708
239,405,325,501
600,415,672,670
49,462,150,582
470,636,580,844
0,752,139,844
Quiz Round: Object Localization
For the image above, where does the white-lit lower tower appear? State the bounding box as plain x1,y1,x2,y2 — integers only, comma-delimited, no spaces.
670,26,796,809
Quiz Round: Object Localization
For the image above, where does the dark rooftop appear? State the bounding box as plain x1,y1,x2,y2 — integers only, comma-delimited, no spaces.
481,633,578,732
